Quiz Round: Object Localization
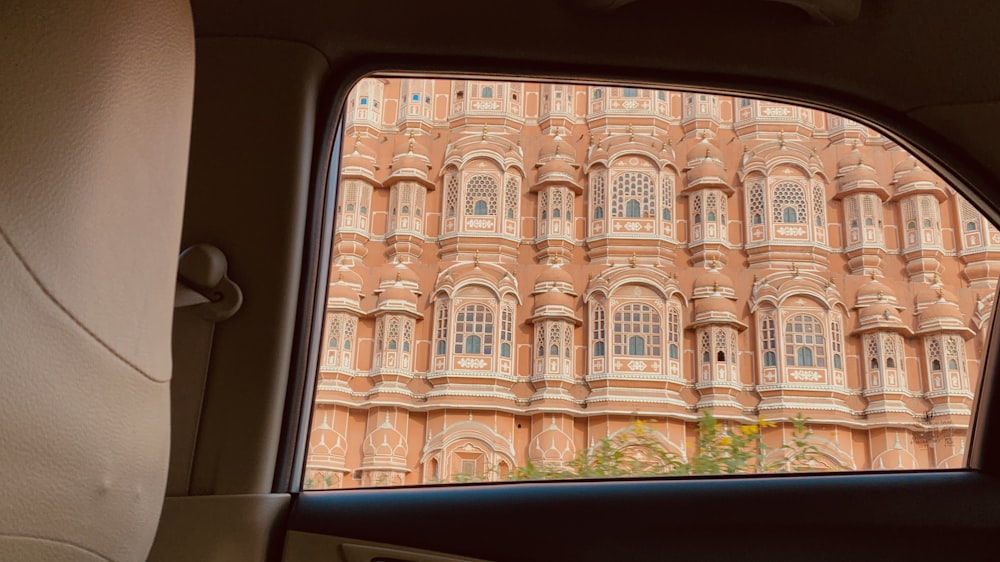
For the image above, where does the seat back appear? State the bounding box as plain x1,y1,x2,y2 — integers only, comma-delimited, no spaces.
0,2,194,559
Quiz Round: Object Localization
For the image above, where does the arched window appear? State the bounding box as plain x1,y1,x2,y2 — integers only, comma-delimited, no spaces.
717,350,726,362
623,88,638,97
454,304,493,355
968,221,978,231
500,305,514,359
669,344,678,359
613,303,661,357
344,340,351,350
435,304,449,356
694,213,702,224
707,211,716,221
403,341,410,352
834,354,842,369
550,344,559,356
481,86,493,98
388,340,397,350
662,208,671,220
626,200,641,218
611,172,654,218
628,336,646,355
542,209,548,219
785,314,826,368
932,359,941,371
464,175,498,217
772,182,807,225
553,208,561,219
506,208,514,219
346,203,355,212
594,341,605,357
764,351,777,366
753,214,762,225
702,350,711,363
865,217,874,226
593,88,603,99
949,358,959,370
594,207,604,219
886,357,895,368
907,221,916,230
360,206,368,215
870,357,879,369
501,342,511,358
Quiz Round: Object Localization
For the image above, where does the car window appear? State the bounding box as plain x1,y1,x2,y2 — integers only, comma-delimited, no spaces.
303,76,999,489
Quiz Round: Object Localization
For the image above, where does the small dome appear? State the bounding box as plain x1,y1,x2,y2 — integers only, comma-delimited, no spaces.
378,284,418,306
921,300,964,323
836,145,873,172
538,157,577,180
342,135,378,169
686,138,723,163
536,262,575,287
894,157,938,185
693,265,735,293
857,276,897,303
915,283,958,308
842,164,879,185
857,303,904,326
332,266,364,288
693,295,737,316
390,263,421,285
686,159,727,185
535,287,574,309
329,282,359,301
538,132,577,161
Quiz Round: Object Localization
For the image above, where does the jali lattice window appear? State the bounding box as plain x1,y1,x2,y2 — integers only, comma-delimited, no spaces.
611,172,654,219
784,314,826,368
464,175,498,217
592,304,606,357
454,304,494,355
613,303,661,357
773,182,807,224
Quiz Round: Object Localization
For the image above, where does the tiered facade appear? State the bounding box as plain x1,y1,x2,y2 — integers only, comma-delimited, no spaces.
305,78,999,488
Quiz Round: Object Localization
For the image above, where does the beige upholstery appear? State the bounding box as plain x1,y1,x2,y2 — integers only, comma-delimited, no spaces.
0,2,194,560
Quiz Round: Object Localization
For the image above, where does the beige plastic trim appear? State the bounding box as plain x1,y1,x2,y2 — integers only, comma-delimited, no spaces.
284,532,490,562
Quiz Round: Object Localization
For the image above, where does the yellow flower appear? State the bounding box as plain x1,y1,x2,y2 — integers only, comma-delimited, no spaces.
740,425,759,436
758,417,777,429
719,436,733,446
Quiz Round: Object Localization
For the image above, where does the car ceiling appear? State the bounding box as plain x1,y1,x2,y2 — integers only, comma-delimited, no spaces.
190,0,1000,214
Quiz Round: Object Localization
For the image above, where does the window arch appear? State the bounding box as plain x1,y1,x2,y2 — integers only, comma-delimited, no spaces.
481,86,493,98
463,175,498,217
613,303,661,357
611,171,654,218
623,87,638,97
454,304,494,355
772,182,807,224
784,314,826,368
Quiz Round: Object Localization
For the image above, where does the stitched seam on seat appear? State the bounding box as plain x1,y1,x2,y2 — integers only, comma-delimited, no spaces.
0,224,166,384
0,534,114,561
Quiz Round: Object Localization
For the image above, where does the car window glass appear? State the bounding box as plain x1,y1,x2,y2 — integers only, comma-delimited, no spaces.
304,77,998,489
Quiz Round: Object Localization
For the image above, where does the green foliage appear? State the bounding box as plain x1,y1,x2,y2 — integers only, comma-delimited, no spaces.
449,411,827,483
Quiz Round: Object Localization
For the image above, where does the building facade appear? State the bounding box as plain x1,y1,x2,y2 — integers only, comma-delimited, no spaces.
305,78,998,489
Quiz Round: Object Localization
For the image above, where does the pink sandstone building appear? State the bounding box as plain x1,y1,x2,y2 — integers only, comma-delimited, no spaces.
305,78,998,488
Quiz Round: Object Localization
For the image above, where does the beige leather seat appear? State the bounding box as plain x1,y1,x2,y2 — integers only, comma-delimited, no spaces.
0,2,194,560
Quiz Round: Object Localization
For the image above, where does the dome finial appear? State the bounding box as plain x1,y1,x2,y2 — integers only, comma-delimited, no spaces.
630,252,638,268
